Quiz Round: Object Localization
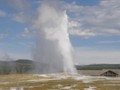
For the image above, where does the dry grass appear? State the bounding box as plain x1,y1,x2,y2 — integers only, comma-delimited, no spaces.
0,74,120,90
0,74,40,81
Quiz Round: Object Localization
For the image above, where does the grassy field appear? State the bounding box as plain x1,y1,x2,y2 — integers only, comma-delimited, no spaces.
0,74,120,90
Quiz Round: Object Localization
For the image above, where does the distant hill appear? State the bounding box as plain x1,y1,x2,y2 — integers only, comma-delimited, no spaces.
15,59,33,64
76,64,120,70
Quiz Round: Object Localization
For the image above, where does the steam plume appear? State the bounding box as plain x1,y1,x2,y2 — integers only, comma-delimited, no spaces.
33,1,76,74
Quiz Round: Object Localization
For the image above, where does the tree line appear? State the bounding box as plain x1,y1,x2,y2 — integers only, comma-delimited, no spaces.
0,59,34,74
0,59,120,74
76,64,120,70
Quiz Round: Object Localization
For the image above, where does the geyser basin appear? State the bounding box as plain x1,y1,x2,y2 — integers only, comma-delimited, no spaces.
33,2,76,74
1,74,120,90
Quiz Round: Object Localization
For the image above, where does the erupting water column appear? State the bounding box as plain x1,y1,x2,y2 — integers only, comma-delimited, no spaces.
33,2,76,74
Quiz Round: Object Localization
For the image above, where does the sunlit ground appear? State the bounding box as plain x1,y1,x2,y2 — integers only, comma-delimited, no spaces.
0,74,120,90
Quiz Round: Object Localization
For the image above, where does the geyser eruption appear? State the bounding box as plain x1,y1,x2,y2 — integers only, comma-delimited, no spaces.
33,2,76,74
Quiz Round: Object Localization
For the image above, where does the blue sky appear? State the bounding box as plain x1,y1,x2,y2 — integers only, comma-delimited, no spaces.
0,0,120,64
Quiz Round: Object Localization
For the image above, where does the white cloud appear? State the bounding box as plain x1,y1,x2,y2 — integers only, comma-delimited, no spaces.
0,33,8,40
1,0,31,23
0,53,13,61
0,52,31,60
12,12,28,23
98,40,120,44
74,47,120,65
17,42,33,48
66,0,120,38
18,28,33,39
5,0,30,11
0,10,6,17
68,20,96,38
